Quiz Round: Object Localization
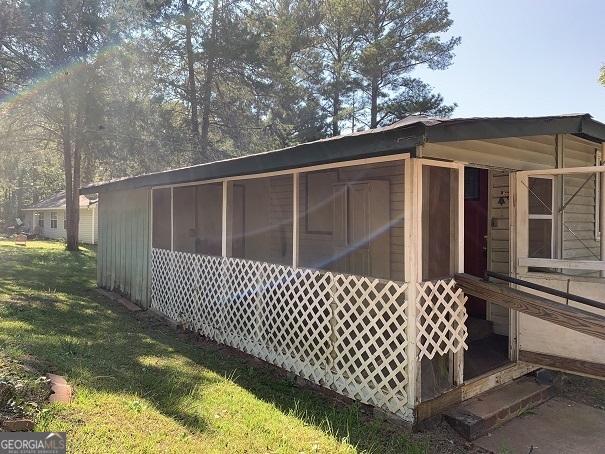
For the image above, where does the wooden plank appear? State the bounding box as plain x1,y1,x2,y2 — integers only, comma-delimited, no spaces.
518,257,605,271
519,350,605,380
415,362,538,422
454,273,605,341
519,165,605,177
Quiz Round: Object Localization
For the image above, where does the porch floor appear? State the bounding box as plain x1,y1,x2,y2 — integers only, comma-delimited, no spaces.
464,333,509,380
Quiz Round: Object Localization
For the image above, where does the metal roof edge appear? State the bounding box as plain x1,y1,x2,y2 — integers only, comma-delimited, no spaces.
81,124,424,194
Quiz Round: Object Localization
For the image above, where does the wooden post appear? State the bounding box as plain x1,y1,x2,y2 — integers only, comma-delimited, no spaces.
292,172,299,268
170,187,174,251
404,158,420,408
600,145,605,277
453,165,464,386
222,180,228,257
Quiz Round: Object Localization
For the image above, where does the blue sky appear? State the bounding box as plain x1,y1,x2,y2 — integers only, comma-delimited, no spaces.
413,0,605,121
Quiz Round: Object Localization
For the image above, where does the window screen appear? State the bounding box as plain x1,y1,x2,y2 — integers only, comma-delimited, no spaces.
50,212,58,229
152,188,172,250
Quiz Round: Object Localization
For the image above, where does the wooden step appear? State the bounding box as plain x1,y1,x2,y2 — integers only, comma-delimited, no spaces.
444,376,553,441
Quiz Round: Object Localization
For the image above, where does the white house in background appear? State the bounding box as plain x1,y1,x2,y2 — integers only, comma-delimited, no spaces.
21,192,98,244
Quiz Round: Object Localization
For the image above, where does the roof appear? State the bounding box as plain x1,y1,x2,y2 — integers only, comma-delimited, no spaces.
22,192,97,210
81,113,605,194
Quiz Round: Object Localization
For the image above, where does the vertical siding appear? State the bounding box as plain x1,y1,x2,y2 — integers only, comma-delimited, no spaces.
97,188,151,307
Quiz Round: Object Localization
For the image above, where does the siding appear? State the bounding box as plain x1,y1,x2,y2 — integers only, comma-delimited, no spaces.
561,135,600,274
98,188,151,308
27,208,97,244
488,170,511,335
298,161,405,281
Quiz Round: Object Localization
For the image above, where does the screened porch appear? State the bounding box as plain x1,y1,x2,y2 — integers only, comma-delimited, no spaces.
147,155,469,421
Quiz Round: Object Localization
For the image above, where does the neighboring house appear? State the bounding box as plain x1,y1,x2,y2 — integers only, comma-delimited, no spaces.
81,114,605,424
21,192,98,244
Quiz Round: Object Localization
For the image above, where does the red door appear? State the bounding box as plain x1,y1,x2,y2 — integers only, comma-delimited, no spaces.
464,167,489,318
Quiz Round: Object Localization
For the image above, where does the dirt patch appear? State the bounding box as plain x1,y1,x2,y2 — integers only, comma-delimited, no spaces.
0,355,52,430
555,373,605,411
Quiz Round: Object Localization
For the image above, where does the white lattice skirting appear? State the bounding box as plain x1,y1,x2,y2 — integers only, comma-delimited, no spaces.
151,249,411,418
416,279,468,361
150,249,468,418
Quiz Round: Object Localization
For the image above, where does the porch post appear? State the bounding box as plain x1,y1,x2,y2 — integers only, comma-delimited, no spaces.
292,172,300,268
404,157,420,409
600,144,605,277
170,187,174,251
453,165,465,386
222,180,228,257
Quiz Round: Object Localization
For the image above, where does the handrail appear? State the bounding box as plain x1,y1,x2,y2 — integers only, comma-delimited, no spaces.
454,273,605,341
486,271,605,312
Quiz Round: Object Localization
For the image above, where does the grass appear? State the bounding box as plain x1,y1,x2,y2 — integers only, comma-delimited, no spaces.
0,240,427,453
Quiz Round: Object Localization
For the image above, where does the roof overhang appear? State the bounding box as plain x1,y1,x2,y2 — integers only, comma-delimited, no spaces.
80,114,605,195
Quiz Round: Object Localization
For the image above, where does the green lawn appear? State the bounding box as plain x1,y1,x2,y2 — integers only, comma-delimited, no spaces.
0,240,426,453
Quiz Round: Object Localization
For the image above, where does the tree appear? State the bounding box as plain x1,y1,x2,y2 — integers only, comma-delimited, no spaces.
600,65,605,86
316,0,363,136
356,0,459,128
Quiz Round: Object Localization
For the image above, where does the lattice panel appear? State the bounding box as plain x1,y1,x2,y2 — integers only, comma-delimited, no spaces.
416,279,468,360
150,249,411,418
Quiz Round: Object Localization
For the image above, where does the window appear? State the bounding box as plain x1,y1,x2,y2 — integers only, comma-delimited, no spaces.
528,177,554,258
38,213,44,228
464,167,481,200
50,212,58,229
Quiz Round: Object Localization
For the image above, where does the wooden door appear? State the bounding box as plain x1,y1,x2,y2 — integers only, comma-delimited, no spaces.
464,167,489,318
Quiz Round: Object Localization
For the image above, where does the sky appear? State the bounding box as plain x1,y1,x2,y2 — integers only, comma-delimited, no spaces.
413,0,605,121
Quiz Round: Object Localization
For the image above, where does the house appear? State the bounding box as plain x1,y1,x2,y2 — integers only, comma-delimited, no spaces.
81,114,605,424
21,192,98,244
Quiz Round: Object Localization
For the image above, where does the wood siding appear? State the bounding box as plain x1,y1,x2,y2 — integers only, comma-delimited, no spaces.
98,189,151,307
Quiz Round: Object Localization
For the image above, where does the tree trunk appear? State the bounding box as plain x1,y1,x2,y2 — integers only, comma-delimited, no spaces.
199,0,219,161
370,77,379,129
61,89,78,251
332,75,340,136
183,0,199,144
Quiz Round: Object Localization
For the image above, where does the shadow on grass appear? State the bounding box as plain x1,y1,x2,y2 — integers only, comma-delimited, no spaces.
0,243,421,453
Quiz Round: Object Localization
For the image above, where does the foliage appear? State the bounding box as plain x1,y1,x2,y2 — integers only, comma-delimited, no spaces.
0,0,459,223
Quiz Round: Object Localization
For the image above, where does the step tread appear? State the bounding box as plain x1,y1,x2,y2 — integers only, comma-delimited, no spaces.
444,376,553,440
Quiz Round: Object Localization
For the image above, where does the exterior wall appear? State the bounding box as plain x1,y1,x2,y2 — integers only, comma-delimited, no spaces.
97,189,151,307
298,161,405,281
561,135,600,272
425,134,602,333
23,207,98,244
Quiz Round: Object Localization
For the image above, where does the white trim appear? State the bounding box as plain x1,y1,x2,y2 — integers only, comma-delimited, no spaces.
518,165,605,177
150,153,412,190
527,175,556,259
